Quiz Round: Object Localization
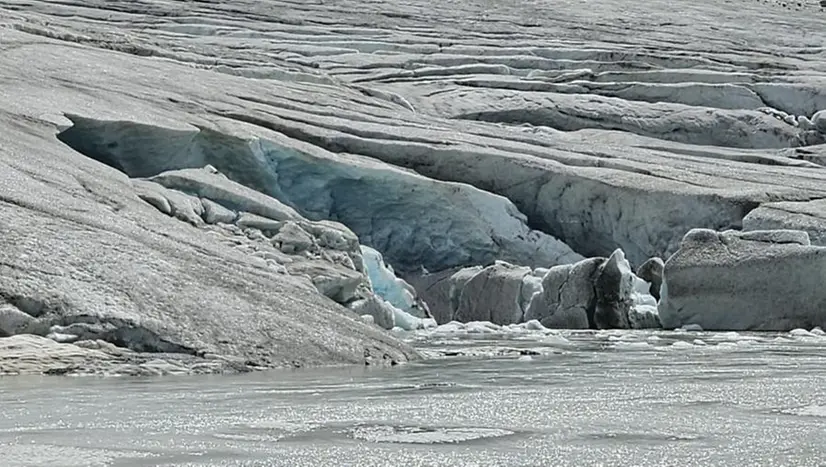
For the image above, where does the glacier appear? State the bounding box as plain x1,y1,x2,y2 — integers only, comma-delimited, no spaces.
3,0,826,375
57,116,583,275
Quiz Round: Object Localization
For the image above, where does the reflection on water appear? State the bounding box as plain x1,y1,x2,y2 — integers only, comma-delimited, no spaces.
3,328,826,466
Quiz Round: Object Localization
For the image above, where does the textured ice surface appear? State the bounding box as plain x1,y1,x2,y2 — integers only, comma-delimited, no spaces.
402,321,826,360
360,246,419,315
628,276,661,329
56,115,582,275
6,0,826,381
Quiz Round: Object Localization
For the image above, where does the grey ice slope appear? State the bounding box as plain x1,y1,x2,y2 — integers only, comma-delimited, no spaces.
0,108,416,375
56,115,582,274
660,229,826,331
2,0,826,365
5,0,826,265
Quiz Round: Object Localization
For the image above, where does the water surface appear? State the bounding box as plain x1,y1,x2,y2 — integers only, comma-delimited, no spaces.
3,328,826,466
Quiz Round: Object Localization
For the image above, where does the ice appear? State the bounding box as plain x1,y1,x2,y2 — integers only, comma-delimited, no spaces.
392,308,436,331
360,246,421,316
418,319,559,338
350,295,433,331
613,341,653,350
790,328,817,338
659,229,826,331
465,321,503,334
521,319,546,331
249,138,583,274
541,334,572,346
520,273,544,314
781,405,826,418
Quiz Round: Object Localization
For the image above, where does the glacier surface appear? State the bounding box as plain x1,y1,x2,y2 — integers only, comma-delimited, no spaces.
4,0,826,375
58,116,583,275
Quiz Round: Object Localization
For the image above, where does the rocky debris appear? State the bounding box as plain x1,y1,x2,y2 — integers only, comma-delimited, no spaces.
149,167,300,223
593,250,634,329
448,266,485,321
349,295,436,332
350,296,397,330
272,221,315,254
400,267,465,325
0,334,117,376
522,250,661,330
628,274,662,329
202,198,237,224
813,110,826,133
636,257,665,300
659,229,826,331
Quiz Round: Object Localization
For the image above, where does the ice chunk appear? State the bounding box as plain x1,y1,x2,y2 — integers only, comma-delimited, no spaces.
671,341,694,349
348,296,396,330
520,273,544,314
659,228,826,331
465,321,503,334
628,275,661,329
361,246,428,318
392,307,430,331
522,319,546,331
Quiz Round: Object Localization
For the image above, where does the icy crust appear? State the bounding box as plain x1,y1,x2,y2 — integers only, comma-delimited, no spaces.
57,116,583,275
400,321,826,360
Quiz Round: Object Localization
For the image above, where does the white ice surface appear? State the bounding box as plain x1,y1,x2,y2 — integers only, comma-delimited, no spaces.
400,321,826,359
360,246,420,315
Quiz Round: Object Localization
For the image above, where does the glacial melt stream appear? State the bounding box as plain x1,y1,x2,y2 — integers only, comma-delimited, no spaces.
3,327,826,466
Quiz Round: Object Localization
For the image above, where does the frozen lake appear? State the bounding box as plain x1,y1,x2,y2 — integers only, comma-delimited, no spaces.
3,327,826,466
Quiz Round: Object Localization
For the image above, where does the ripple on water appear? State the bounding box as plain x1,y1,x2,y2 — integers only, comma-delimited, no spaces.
348,424,516,444
776,405,826,418
582,432,703,444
